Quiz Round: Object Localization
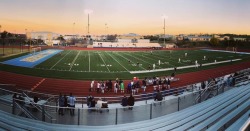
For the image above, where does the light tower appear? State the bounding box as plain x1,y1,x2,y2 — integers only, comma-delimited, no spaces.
161,15,168,45
84,9,93,36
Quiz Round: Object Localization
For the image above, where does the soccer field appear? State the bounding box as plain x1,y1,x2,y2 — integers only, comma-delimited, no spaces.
26,49,250,80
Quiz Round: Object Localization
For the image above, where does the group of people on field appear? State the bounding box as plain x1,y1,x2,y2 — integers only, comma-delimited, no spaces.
90,78,144,95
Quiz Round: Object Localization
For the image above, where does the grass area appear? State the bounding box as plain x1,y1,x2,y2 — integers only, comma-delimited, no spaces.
1,49,250,80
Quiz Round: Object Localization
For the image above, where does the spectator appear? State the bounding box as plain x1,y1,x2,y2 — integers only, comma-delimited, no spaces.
142,79,147,92
90,80,95,92
68,93,76,116
12,93,17,100
127,82,132,94
120,81,125,93
101,81,105,93
121,95,128,107
201,81,206,90
119,79,123,90
131,84,136,95
108,80,112,92
154,90,163,101
127,94,135,110
114,82,118,93
86,94,93,107
33,96,39,103
158,78,162,90
167,78,171,89
135,81,140,93
96,81,100,93
90,98,96,108
58,93,64,115
63,94,68,113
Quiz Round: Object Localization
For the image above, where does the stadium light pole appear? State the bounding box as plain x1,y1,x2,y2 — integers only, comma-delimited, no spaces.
84,9,93,36
73,22,75,44
0,25,2,38
105,23,109,40
161,15,168,45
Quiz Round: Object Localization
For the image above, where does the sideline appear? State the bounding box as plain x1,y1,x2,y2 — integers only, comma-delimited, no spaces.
130,59,241,74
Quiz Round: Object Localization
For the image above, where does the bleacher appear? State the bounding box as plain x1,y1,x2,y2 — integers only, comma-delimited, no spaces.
0,82,249,130
226,110,250,131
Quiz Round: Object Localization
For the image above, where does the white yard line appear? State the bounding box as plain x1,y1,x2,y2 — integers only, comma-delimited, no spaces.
49,50,72,70
88,51,90,72
69,51,80,71
98,52,110,72
125,52,152,65
105,52,130,72
114,52,147,70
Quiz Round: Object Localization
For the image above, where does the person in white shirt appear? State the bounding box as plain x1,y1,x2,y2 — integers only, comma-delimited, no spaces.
114,82,118,93
195,60,198,68
90,80,94,92
68,93,76,116
97,81,100,93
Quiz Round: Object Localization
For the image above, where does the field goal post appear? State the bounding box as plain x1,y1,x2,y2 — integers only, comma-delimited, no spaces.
31,47,42,55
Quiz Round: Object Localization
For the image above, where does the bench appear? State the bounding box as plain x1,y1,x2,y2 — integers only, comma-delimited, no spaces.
155,86,250,131
120,84,250,131
226,110,250,131
191,99,250,131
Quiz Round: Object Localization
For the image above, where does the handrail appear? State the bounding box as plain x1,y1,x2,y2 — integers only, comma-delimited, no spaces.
14,100,38,120
16,88,57,98
195,72,250,104
21,92,54,121
195,81,213,103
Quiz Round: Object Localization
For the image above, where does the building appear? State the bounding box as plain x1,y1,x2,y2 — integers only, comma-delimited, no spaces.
233,37,247,41
26,31,60,46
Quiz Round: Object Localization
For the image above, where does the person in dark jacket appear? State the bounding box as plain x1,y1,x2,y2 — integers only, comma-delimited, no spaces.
127,94,135,110
58,93,64,115
121,95,128,107
154,90,163,101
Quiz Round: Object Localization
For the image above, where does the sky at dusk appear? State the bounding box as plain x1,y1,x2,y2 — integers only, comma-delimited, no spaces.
0,0,249,35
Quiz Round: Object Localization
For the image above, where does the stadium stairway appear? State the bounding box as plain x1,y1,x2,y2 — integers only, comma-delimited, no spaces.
0,84,249,131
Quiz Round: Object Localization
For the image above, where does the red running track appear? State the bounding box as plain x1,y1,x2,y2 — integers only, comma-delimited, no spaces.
1,61,250,97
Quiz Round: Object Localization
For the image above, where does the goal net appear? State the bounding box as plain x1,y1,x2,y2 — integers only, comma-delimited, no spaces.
31,47,41,55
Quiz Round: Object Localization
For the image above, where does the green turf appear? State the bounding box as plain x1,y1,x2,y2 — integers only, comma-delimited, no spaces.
1,49,250,80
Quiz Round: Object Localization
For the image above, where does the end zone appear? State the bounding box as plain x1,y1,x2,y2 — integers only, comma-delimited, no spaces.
2,49,63,68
